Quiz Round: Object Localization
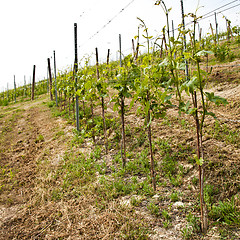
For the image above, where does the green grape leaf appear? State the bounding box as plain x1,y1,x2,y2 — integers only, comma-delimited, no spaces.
194,155,204,166
205,110,216,119
205,92,228,106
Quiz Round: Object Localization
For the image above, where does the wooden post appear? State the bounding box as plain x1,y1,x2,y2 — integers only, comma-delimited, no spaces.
132,39,135,58
215,12,218,44
47,58,53,100
96,48,100,78
53,50,58,106
107,49,110,65
31,65,36,101
74,23,80,131
119,34,126,168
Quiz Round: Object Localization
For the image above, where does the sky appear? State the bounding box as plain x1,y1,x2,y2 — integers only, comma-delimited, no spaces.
0,0,239,91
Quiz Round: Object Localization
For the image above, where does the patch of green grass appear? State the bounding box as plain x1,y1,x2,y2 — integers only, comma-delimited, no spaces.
136,131,147,147
157,138,172,153
125,124,132,137
35,134,44,143
170,191,179,202
71,129,85,146
209,121,240,147
147,201,160,216
98,174,154,200
105,117,118,130
204,183,219,207
191,176,198,186
120,221,150,239
0,166,17,194
0,99,9,106
163,219,172,229
90,145,102,160
169,174,183,187
51,188,63,201
47,101,56,108
130,196,142,207
179,118,190,129
124,149,150,176
55,130,65,137
162,117,172,127
53,109,67,117
161,154,178,176
113,151,122,164
213,43,236,62
181,212,200,239
113,128,121,142
209,196,240,226
156,138,187,186
219,227,240,240
162,209,171,220
51,151,99,200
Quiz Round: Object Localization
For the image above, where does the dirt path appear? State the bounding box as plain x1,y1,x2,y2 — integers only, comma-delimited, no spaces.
0,96,74,239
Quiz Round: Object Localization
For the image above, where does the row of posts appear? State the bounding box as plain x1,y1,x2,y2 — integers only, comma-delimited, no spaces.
10,0,232,111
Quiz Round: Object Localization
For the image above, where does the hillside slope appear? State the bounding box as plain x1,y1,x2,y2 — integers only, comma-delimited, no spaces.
0,75,239,239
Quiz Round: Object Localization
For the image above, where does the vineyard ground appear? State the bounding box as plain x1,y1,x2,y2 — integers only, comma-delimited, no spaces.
0,62,239,239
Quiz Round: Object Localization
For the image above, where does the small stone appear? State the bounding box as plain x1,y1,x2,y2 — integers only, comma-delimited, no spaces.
173,201,184,208
152,194,160,199
174,223,182,231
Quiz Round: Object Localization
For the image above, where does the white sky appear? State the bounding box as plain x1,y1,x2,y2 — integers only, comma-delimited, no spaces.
0,0,239,90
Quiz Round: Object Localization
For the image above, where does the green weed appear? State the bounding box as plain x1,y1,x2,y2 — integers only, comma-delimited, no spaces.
55,130,65,137
130,196,142,207
213,43,235,62
204,184,219,207
210,121,240,147
170,174,183,187
90,145,102,160
170,191,179,202
71,129,85,146
47,101,55,108
35,134,44,143
162,209,171,220
191,176,198,186
147,201,160,216
136,131,147,147
209,196,240,225
181,212,200,239
163,220,172,229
